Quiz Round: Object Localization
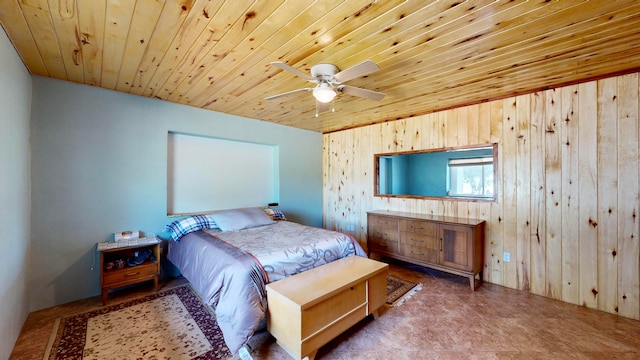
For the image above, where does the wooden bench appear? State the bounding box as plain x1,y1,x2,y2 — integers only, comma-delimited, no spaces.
266,256,389,360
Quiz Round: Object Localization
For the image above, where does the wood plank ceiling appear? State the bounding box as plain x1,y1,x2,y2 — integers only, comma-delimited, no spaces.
1,0,640,133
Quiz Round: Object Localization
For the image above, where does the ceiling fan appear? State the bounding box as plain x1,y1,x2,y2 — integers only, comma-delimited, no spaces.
265,60,385,116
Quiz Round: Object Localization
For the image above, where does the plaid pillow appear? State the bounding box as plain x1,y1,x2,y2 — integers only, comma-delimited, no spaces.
263,208,287,221
165,214,217,241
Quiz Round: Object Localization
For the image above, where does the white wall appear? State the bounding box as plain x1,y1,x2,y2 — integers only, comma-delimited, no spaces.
0,28,32,357
29,77,322,310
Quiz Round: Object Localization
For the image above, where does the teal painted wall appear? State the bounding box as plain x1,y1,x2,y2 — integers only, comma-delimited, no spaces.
407,151,450,197
408,148,493,196
0,27,32,357
29,77,322,310
391,154,409,194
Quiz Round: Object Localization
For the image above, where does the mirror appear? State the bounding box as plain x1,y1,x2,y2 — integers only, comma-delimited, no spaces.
375,143,497,201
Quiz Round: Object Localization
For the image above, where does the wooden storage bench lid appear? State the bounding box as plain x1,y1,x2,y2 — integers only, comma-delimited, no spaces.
266,256,388,309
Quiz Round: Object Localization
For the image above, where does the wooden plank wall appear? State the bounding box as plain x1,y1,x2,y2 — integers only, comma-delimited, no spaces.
322,72,640,320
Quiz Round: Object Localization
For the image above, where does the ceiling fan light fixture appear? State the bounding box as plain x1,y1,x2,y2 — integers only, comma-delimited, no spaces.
313,83,336,103
267,60,384,113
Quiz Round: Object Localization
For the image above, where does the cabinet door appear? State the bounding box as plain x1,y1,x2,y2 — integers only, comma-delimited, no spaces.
439,224,472,271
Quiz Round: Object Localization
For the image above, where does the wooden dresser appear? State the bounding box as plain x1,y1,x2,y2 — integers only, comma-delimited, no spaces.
367,210,485,290
266,256,388,360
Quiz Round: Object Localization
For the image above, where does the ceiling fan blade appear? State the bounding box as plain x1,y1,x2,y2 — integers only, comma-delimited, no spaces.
333,60,380,83
338,85,385,101
270,62,315,81
264,87,312,100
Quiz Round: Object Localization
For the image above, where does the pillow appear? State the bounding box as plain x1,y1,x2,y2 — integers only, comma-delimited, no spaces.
263,208,287,221
164,214,217,241
210,207,275,232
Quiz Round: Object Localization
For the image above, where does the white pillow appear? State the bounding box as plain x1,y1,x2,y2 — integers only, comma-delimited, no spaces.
211,207,275,232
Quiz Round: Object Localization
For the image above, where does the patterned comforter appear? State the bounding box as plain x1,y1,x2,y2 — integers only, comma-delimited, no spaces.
167,221,366,354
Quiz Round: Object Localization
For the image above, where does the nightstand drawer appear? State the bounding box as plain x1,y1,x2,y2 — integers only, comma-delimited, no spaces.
102,262,158,286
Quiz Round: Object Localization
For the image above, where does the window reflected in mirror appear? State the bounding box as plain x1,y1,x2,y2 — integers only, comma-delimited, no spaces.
375,144,497,201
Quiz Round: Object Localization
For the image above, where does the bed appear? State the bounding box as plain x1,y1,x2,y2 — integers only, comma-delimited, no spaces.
164,207,366,355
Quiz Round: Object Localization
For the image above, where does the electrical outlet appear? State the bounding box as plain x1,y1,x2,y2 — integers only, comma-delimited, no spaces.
346,224,355,231
503,252,511,262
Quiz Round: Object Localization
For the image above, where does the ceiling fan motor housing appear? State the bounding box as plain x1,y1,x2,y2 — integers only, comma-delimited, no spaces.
311,64,340,82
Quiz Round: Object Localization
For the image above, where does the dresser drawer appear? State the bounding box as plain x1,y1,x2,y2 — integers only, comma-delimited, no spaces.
400,219,437,236
368,215,398,255
400,231,438,248
368,240,399,254
400,244,439,263
102,262,158,286
301,281,366,339
368,228,399,253
368,225,397,242
368,215,399,228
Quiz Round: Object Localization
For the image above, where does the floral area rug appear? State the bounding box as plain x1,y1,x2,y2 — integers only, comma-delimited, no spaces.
386,274,422,306
44,285,231,360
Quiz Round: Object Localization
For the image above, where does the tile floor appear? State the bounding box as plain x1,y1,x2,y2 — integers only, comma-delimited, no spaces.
11,259,640,359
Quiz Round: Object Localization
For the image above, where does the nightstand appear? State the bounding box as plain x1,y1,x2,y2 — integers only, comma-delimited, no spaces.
98,239,161,305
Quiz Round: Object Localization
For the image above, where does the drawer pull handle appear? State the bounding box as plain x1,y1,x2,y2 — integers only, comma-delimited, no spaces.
125,272,141,277
411,251,424,256
350,287,355,290
377,243,388,247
